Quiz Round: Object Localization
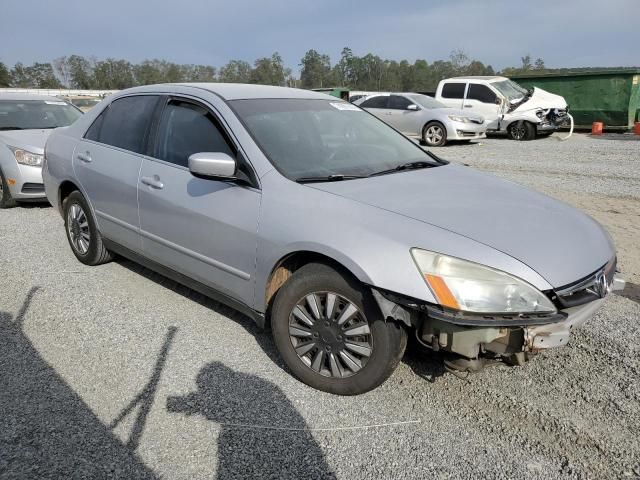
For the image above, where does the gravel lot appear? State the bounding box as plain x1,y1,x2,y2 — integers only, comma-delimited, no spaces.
1,133,639,479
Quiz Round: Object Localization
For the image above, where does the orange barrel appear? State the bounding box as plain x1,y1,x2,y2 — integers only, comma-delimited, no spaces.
591,122,604,135
634,122,640,135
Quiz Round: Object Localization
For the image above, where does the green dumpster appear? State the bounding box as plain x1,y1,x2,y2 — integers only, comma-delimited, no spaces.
510,70,640,130
311,87,350,101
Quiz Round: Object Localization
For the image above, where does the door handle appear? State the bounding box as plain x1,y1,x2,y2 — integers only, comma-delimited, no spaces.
77,151,92,163
141,175,164,190
464,105,473,108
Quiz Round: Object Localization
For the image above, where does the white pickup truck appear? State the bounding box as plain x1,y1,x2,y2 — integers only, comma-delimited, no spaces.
434,76,572,140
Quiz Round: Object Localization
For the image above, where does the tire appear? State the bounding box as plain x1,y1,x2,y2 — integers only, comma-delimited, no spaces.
507,121,536,141
422,121,447,147
0,168,17,209
271,262,407,395
63,190,112,266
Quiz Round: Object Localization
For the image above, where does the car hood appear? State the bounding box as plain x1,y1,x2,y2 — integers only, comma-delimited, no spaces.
512,87,567,112
309,164,613,288
0,129,52,154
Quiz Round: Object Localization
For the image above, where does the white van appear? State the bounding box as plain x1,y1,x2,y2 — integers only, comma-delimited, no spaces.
435,76,572,140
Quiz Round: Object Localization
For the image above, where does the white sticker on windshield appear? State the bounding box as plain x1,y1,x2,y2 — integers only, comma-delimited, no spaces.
330,102,361,111
45,100,67,105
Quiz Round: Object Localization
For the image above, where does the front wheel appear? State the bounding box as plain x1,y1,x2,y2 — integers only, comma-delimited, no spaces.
422,122,447,147
271,263,407,395
507,121,536,141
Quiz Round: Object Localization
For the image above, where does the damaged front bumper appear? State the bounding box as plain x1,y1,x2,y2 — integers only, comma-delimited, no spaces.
372,271,625,365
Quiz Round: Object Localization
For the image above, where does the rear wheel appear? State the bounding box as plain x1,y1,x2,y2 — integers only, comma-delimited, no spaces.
63,191,113,265
271,263,407,395
422,122,447,147
0,168,17,209
507,121,536,141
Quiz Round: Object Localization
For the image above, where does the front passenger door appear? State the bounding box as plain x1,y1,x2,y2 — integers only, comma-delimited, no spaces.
138,97,261,306
462,83,501,129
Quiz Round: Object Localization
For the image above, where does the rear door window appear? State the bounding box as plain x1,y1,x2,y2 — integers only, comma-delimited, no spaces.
466,84,498,103
441,83,466,99
85,95,159,154
360,96,389,109
153,99,235,168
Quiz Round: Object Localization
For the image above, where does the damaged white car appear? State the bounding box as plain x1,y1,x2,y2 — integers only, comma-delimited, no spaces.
435,76,573,140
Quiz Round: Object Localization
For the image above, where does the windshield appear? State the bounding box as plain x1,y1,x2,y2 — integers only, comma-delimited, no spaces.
492,80,529,102
230,99,439,179
0,99,82,130
409,94,447,109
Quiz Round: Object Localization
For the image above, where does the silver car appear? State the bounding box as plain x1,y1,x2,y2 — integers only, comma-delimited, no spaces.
354,93,486,146
43,84,623,395
0,93,82,207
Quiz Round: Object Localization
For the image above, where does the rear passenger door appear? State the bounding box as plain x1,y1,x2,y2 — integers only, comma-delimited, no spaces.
462,83,501,129
138,96,261,306
76,95,160,252
387,95,421,135
358,95,390,121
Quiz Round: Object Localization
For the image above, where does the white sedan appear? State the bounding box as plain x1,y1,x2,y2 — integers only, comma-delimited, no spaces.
354,93,486,147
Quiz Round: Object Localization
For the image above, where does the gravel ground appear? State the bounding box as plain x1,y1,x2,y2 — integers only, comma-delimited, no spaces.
1,133,639,479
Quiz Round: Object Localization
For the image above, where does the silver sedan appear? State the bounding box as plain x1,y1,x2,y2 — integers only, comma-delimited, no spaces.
43,84,622,395
0,93,82,208
354,93,486,146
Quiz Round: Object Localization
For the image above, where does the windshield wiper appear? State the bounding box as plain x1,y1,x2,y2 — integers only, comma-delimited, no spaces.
295,174,366,184
368,160,437,178
0,127,24,131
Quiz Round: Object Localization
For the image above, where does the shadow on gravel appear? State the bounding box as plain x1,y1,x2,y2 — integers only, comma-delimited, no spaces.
115,258,287,370
618,281,640,305
13,200,51,209
0,286,157,479
109,326,177,451
403,336,447,382
167,362,335,479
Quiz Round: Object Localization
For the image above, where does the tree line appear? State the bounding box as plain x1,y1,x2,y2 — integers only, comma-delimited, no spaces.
0,48,587,92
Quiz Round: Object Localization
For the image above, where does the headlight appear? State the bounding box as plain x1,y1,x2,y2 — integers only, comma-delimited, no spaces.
411,249,557,314
9,146,44,167
448,115,472,123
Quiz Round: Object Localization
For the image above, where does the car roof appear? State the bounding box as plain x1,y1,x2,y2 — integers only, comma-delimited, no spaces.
360,92,423,97
0,92,67,102
117,83,333,101
446,76,508,82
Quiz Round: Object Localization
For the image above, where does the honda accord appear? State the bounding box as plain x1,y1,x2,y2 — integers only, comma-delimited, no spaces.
43,84,624,394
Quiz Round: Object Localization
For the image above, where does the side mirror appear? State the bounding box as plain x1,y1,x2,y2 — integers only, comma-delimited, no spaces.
188,152,236,179
494,97,502,105
407,104,419,111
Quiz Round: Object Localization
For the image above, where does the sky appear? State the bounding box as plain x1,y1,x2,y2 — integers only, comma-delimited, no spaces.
1,0,638,72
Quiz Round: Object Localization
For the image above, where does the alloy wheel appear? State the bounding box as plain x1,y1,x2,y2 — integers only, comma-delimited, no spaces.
67,203,91,255
288,291,373,378
510,123,526,140
425,125,444,145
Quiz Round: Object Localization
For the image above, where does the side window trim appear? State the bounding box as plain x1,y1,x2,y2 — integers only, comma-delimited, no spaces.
466,83,497,103
150,94,260,189
441,82,466,99
361,95,389,109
